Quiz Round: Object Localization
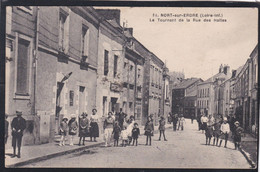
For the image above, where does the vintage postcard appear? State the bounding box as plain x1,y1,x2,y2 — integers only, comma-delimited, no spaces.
4,5,258,169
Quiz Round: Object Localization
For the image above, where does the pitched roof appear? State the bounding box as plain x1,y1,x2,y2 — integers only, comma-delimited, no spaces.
173,78,201,89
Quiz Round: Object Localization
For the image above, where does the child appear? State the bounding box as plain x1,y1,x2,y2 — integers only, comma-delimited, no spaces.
121,126,128,147
132,123,140,146
59,117,68,146
68,114,78,146
144,116,154,146
219,117,230,148
179,115,186,131
112,121,121,147
233,121,244,150
205,115,214,145
213,120,221,146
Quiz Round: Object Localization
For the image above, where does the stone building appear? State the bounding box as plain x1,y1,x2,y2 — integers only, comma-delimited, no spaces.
172,78,202,118
5,6,100,146
162,65,171,122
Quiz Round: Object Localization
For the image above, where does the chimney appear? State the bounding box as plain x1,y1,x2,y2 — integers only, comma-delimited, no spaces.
96,9,121,25
124,28,133,36
223,65,230,75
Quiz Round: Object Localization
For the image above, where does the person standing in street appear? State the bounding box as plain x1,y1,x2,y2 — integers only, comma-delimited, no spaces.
132,123,140,146
59,117,68,146
103,112,115,147
78,112,89,146
121,126,128,147
200,114,208,133
191,113,195,124
126,115,135,145
197,114,202,131
219,117,230,148
11,111,26,158
213,119,221,146
5,114,9,145
158,116,167,141
179,114,186,131
205,114,214,145
90,109,99,142
68,114,78,146
118,108,125,129
144,116,154,146
112,121,121,147
168,112,172,124
230,114,237,137
233,121,244,150
172,114,178,131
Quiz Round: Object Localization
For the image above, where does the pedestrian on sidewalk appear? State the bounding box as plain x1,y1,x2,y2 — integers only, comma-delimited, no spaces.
233,121,244,150
11,111,26,158
121,126,128,147
200,114,208,133
59,117,68,146
90,109,99,142
144,116,154,146
158,116,167,141
5,114,9,145
78,112,89,146
213,119,221,146
205,114,214,145
172,114,178,131
219,117,230,148
132,123,140,146
68,114,78,146
112,121,121,147
103,112,115,147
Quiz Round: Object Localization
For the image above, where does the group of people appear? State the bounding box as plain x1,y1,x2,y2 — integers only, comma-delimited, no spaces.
197,113,244,150
168,113,186,131
59,109,99,146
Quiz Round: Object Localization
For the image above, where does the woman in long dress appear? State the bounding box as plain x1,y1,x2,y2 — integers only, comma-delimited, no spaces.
90,109,99,142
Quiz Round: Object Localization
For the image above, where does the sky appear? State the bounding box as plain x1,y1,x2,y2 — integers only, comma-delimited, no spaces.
96,7,258,80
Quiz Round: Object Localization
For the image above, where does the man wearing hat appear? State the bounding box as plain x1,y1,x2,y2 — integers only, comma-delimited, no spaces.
11,111,26,158
233,121,244,150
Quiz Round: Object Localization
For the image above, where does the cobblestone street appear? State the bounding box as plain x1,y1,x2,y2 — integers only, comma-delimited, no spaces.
23,120,250,168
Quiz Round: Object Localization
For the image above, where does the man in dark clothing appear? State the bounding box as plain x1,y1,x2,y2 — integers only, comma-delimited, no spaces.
11,111,26,158
230,114,237,137
118,108,125,129
172,114,178,131
191,114,195,124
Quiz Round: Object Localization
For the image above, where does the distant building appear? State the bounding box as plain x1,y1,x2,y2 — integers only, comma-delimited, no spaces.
197,64,231,117
172,78,202,118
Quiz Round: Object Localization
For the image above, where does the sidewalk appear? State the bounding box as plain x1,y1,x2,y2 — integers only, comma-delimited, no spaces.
5,123,172,168
240,133,257,168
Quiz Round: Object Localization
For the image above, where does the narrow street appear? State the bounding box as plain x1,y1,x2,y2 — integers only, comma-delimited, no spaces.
23,120,250,168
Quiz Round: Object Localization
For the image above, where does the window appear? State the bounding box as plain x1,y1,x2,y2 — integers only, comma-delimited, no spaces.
114,55,118,77
59,10,69,52
104,50,109,76
129,84,134,90
81,25,89,58
69,90,74,106
16,38,30,95
130,65,133,71
138,68,141,78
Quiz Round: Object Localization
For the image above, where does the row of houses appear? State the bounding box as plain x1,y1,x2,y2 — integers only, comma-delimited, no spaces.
5,6,171,146
172,45,258,137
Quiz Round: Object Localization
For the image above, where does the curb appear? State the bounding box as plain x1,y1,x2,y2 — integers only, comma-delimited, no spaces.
239,147,256,169
6,142,104,168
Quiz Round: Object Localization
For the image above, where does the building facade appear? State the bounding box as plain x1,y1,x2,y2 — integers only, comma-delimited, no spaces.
5,6,100,146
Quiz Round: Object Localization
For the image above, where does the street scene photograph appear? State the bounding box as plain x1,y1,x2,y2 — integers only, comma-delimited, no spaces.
4,6,258,169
